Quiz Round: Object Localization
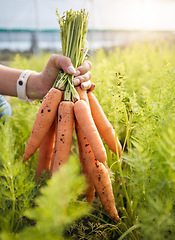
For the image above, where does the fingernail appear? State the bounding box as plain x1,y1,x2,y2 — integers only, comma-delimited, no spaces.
73,78,81,86
74,70,80,77
92,83,95,89
91,83,95,91
68,65,76,74
81,82,87,89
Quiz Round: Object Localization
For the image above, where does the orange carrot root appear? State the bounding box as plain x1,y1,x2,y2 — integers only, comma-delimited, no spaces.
36,118,56,179
86,159,120,222
51,101,74,174
23,88,63,161
75,121,95,204
76,118,120,221
76,86,90,106
88,91,122,156
49,114,58,172
24,83,120,220
74,100,107,166
85,179,96,204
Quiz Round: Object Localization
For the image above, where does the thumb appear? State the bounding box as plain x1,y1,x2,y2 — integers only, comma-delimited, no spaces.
52,54,76,75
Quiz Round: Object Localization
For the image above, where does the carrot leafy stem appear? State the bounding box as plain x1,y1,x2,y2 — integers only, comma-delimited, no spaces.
54,9,89,102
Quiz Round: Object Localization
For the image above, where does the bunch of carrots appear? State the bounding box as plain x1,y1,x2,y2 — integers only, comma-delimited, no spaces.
23,9,122,222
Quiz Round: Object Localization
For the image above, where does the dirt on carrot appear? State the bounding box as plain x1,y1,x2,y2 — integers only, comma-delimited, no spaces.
51,101,74,174
74,99,107,166
36,118,57,179
23,88,63,162
75,120,95,204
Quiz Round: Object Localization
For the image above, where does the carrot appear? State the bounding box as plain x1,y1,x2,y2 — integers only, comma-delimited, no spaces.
87,159,120,221
74,100,107,166
36,118,56,179
75,121,95,204
51,101,74,173
87,91,122,156
23,88,63,162
75,85,96,202
49,115,58,173
76,86,90,106
85,180,96,204
76,119,120,221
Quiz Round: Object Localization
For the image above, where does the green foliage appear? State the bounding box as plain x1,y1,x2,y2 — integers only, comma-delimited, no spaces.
89,42,175,239
9,53,50,72
1,41,175,239
0,157,90,240
0,119,37,234
0,97,90,239
9,98,40,162
54,9,89,101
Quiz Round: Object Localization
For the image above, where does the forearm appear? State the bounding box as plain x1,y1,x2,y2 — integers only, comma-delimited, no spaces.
0,64,23,97
0,55,93,100
0,64,42,99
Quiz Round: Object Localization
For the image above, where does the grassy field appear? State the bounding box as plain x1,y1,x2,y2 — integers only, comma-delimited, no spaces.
0,42,175,240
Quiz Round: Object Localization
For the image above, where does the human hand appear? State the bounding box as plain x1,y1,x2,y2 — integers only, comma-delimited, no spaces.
27,54,94,100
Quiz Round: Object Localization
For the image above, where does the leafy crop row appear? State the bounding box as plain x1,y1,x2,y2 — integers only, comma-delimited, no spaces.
0,42,175,239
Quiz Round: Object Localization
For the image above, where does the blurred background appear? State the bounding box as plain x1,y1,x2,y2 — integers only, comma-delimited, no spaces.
0,0,175,56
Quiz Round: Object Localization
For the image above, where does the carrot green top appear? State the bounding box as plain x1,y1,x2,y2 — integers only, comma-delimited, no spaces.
53,9,89,102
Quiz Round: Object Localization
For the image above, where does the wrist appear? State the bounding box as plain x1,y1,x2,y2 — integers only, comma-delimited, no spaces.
26,72,46,100
17,70,36,101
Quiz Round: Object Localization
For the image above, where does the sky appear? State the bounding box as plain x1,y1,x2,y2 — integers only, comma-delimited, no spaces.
0,0,175,31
